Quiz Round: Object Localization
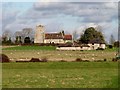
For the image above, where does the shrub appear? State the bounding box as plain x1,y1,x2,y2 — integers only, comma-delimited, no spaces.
16,61,29,62
75,58,82,62
65,42,72,47
94,60,103,62
0,54,10,63
96,48,104,50
30,58,40,62
83,60,90,62
24,37,31,44
104,58,107,61
112,58,117,62
96,60,103,62
114,41,119,47
108,45,113,49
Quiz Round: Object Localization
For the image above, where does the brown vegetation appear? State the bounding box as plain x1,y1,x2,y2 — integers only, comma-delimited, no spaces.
0,54,10,63
75,58,83,62
30,58,41,62
112,58,117,62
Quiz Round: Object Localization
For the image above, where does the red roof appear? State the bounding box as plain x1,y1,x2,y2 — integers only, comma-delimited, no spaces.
45,33,63,39
64,35,72,40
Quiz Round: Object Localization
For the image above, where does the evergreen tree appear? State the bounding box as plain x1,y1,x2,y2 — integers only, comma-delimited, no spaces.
79,27,105,44
24,37,31,44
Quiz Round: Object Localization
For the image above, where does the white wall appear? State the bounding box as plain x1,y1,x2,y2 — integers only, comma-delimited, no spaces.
64,40,72,43
44,39,64,44
93,44,100,49
56,47,91,50
100,44,106,49
88,43,106,50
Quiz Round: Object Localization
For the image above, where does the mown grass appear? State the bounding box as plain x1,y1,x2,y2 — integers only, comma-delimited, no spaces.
2,45,118,51
2,46,56,51
2,62,118,88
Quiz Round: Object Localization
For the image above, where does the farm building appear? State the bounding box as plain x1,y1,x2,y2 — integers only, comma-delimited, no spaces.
56,43,106,51
34,25,72,44
87,39,106,50
34,24,106,50
57,40,106,51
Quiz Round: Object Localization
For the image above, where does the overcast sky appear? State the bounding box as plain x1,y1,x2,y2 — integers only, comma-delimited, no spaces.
1,0,118,43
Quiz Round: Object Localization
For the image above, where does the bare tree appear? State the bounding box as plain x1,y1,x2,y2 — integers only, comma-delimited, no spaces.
2,30,14,44
14,31,22,44
73,30,77,41
13,28,34,44
22,28,33,37
2,30,11,41
95,25,102,32
14,31,22,37
21,28,33,43
110,34,115,45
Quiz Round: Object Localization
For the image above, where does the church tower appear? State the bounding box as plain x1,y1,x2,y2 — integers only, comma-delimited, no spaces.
34,25,45,43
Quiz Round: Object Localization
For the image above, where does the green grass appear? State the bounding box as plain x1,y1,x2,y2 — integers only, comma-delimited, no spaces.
2,45,118,51
2,62,118,88
2,46,56,50
105,47,118,52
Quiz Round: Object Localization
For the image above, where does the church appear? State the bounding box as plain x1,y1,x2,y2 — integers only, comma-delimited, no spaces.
34,25,72,44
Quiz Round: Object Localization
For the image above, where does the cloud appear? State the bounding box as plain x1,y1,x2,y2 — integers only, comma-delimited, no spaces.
31,2,118,22
2,2,118,42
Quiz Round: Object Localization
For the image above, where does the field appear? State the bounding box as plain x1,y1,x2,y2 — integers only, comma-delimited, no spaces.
2,45,56,51
2,45,118,61
2,62,118,88
1,45,119,88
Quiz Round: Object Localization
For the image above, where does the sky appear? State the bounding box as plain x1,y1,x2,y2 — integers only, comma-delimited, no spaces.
1,0,119,43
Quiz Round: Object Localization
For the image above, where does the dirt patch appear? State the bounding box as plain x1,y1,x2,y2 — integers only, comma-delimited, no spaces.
2,45,19,49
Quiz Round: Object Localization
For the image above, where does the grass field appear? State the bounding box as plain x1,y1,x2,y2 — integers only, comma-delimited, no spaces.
2,45,56,50
2,45,117,61
2,62,118,88
1,46,119,88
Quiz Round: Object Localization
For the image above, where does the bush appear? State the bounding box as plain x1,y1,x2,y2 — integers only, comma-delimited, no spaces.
96,48,104,50
75,58,82,62
0,54,10,63
30,58,40,62
24,37,31,44
108,45,113,49
114,41,119,47
65,42,72,47
95,60,103,62
16,61,29,62
104,58,107,61
112,58,117,62
83,60,90,62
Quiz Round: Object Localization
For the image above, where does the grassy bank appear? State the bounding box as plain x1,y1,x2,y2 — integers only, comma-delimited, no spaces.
2,45,56,51
2,62,118,88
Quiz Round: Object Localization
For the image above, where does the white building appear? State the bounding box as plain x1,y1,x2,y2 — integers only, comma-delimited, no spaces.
87,40,106,50
44,33,64,44
34,25,72,44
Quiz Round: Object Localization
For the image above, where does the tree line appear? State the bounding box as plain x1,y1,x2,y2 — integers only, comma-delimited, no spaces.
1,28,34,45
1,26,119,47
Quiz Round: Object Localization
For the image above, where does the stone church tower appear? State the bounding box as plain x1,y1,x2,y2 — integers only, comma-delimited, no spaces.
34,25,45,43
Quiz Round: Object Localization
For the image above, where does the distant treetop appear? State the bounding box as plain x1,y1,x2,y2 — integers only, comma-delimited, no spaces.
79,27,105,44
